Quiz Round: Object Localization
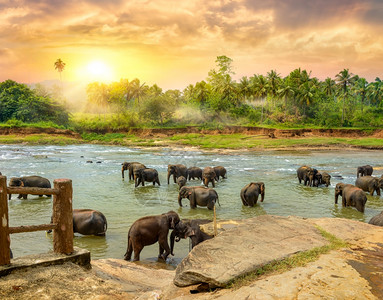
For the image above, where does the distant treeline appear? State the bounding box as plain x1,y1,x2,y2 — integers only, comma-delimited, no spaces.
1,56,383,129
84,56,383,128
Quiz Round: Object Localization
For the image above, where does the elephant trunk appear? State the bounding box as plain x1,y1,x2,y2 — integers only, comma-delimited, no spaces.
167,172,171,184
260,191,265,202
121,167,126,179
335,192,340,204
170,230,176,256
178,194,183,207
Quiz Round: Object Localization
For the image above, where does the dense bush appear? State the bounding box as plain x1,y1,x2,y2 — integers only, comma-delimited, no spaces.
0,80,69,126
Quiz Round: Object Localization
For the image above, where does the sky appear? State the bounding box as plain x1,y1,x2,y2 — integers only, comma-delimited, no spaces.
1,0,383,91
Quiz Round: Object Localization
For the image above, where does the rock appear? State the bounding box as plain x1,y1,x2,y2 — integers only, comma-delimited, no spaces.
174,215,329,288
369,211,383,226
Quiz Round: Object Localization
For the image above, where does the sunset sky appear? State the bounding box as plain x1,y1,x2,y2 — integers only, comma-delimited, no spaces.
1,0,383,90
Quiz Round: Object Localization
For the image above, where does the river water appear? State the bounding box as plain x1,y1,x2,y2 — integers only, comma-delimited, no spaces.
1,144,382,267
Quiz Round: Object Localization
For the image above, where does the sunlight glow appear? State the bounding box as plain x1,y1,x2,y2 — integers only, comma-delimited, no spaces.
83,60,115,82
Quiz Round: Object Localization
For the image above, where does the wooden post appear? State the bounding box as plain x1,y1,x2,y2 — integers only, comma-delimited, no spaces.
0,176,10,265
52,179,73,254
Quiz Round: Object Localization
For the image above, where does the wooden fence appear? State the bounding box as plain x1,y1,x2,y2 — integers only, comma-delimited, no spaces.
0,176,74,266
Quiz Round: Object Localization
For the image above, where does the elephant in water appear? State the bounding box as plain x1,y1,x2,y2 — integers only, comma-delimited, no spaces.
167,164,188,184
8,175,51,200
335,183,367,213
73,209,107,236
187,167,202,181
240,182,265,207
357,165,373,178
297,166,315,186
124,211,180,261
177,176,187,189
213,166,227,181
133,168,160,187
202,167,216,187
121,162,146,180
178,186,219,210
355,176,383,196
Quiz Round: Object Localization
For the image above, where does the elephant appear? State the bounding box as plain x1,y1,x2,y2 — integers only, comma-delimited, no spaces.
178,186,219,210
213,166,227,181
357,165,373,178
73,209,107,236
170,219,213,255
240,182,265,207
177,176,187,189
313,170,322,187
202,167,216,187
368,211,383,226
297,166,315,186
187,167,202,181
133,168,160,187
355,176,383,196
321,172,331,187
335,183,367,213
167,164,188,184
124,211,180,261
121,162,146,180
8,176,51,200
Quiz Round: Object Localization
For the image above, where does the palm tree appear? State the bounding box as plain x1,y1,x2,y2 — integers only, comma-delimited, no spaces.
54,59,66,82
322,77,336,99
367,77,383,107
266,70,281,107
335,68,356,123
250,74,268,123
238,76,251,102
353,78,368,112
278,79,295,121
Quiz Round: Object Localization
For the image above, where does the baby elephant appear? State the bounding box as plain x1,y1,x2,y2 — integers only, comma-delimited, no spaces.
124,211,180,261
177,176,187,189
170,219,213,255
73,209,107,236
8,175,51,200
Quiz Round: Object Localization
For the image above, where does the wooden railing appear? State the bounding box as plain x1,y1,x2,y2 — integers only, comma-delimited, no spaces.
0,176,74,266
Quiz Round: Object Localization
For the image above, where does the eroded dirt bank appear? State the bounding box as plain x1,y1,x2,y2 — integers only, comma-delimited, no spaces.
1,126,382,138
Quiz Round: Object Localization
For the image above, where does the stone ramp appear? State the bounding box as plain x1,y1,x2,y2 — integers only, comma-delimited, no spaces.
174,215,328,288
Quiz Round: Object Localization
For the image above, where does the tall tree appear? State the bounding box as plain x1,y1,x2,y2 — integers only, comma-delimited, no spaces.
353,78,368,112
335,68,356,123
54,58,66,82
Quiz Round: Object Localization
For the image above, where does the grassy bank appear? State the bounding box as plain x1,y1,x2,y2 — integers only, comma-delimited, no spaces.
1,130,383,150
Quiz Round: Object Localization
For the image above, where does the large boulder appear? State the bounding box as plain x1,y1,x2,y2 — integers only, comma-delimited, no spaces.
174,215,329,288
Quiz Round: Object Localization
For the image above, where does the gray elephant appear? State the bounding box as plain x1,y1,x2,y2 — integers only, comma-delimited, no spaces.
178,186,219,210
357,165,373,178
124,211,180,261
73,209,107,236
313,171,322,187
213,166,227,181
122,162,146,180
297,166,315,186
177,176,187,189
8,176,51,200
170,219,213,255
167,164,188,184
187,167,202,181
335,183,367,213
368,211,383,226
240,182,265,207
134,168,160,187
321,172,331,187
355,176,383,196
202,167,216,187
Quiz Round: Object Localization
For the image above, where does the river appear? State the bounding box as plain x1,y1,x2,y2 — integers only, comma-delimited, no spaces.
1,144,382,267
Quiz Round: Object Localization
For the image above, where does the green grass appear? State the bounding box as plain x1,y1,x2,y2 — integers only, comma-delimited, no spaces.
0,134,82,145
225,226,349,290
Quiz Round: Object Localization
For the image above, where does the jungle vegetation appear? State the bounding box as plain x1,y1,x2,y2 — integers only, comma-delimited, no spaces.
1,56,382,130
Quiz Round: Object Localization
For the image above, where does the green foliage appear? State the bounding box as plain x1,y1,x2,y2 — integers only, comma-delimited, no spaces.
0,79,69,126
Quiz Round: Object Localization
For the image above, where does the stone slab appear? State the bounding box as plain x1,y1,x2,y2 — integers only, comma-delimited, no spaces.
0,247,90,277
174,215,329,288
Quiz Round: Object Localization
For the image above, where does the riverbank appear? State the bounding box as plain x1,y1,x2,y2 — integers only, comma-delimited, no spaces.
0,216,382,299
0,126,383,150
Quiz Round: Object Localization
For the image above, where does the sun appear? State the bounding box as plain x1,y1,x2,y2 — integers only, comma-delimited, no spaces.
84,60,114,82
